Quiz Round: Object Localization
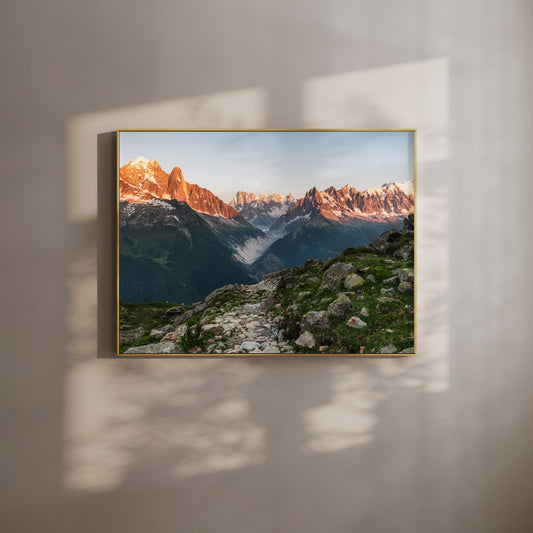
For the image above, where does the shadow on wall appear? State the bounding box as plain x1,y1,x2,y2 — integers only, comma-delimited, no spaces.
64,58,450,495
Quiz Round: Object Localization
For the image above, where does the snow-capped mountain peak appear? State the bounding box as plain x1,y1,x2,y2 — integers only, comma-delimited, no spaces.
119,158,240,218
130,155,153,166
229,190,297,231
230,180,414,231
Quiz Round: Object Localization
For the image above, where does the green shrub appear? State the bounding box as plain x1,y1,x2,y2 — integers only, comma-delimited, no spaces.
179,316,213,353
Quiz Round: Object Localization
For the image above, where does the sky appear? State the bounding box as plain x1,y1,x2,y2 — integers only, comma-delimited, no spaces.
119,130,414,203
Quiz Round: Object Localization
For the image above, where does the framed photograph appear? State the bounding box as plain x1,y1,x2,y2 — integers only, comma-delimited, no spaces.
117,130,416,356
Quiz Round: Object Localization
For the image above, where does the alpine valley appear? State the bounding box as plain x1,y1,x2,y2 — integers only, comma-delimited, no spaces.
119,156,414,306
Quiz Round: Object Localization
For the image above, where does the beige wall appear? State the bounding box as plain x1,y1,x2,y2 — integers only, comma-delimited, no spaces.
2,1,532,532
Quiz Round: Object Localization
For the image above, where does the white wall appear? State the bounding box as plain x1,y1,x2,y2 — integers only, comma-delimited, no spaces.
1,1,532,532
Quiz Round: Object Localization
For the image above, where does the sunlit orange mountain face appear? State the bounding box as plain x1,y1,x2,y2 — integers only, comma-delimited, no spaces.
120,156,414,224
119,156,240,218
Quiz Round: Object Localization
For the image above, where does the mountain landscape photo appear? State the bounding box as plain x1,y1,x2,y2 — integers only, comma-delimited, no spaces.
118,130,416,355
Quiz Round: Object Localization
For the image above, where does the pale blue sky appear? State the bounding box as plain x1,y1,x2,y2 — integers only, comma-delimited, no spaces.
119,131,414,203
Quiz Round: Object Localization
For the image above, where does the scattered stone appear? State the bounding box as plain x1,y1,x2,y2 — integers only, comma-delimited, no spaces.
188,346,202,354
366,274,376,283
204,284,236,302
373,229,402,252
203,324,224,335
377,345,398,354
398,281,414,293
259,295,277,312
222,322,238,333
328,294,355,316
173,309,194,327
398,347,415,354
193,302,208,314
347,316,367,329
381,287,395,296
239,303,261,314
301,310,329,330
298,291,311,299
360,307,369,317
162,324,187,342
295,331,316,348
385,328,394,333
264,345,280,354
377,296,395,303
149,329,165,339
394,244,414,260
123,342,177,354
307,276,320,285
344,273,365,290
240,340,260,351
404,305,415,315
383,276,398,285
398,269,415,283
320,262,357,291
253,327,272,338
165,305,186,316
119,326,144,345
319,345,329,352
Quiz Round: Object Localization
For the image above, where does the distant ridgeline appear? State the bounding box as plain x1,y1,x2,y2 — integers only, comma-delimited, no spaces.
119,157,414,304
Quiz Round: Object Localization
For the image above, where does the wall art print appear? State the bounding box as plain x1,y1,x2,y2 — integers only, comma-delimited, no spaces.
118,130,416,356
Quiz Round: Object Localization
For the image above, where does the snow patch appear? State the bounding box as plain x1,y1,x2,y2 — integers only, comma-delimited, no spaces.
396,180,415,195
144,171,157,184
146,198,173,210
130,156,151,166
234,234,280,265
179,227,192,243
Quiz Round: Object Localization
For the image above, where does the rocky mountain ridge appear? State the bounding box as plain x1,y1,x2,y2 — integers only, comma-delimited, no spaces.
119,156,240,218
120,156,414,225
229,191,297,231
270,181,414,233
